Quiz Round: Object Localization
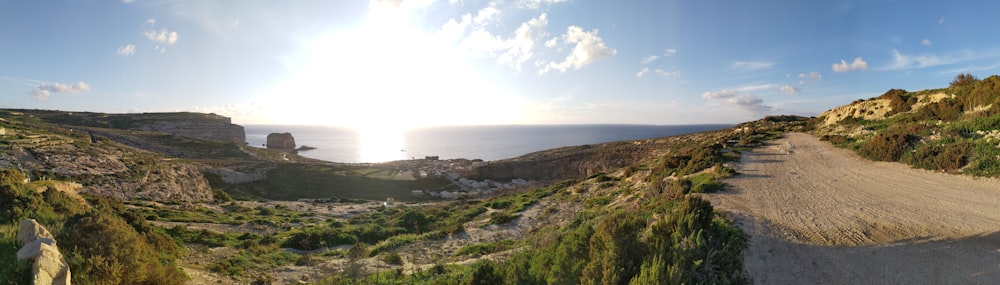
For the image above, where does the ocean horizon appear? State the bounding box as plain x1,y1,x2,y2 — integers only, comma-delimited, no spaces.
245,124,733,163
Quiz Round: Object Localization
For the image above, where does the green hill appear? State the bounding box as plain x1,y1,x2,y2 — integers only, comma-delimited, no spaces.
813,74,1000,176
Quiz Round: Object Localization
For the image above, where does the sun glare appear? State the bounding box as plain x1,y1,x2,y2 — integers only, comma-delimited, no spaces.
259,2,527,161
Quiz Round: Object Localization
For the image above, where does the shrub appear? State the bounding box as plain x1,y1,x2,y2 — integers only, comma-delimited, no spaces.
950,73,978,87
382,252,403,265
858,131,915,161
905,141,972,172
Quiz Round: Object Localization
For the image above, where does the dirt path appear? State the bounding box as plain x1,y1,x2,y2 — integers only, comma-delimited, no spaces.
706,132,1000,284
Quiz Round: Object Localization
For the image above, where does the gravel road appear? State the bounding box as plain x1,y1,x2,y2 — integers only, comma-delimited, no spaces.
707,132,1000,284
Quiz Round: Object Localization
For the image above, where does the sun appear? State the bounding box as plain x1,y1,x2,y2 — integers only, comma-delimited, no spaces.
258,2,526,161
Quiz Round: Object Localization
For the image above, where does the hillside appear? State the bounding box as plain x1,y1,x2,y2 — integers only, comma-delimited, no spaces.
812,74,1000,176
0,107,812,284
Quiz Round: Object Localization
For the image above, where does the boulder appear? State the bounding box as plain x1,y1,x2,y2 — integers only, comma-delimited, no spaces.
17,219,54,245
16,219,71,285
266,132,296,149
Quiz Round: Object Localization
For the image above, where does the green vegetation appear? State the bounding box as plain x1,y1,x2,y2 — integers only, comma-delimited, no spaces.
816,74,1000,176
0,169,188,285
224,163,457,201
0,108,816,284
309,118,816,284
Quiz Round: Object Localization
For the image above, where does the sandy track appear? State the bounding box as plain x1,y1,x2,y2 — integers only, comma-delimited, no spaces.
707,133,1000,284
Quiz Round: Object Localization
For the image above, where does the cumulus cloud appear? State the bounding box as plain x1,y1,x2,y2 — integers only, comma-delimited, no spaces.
921,38,932,46
730,61,774,71
117,44,136,56
641,55,660,64
146,18,156,25
541,26,616,74
832,57,868,72
145,28,178,44
665,48,677,56
30,81,91,100
544,37,558,48
498,13,549,71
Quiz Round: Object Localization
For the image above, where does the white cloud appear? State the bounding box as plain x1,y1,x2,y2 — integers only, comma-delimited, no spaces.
702,89,740,100
654,69,681,78
30,81,91,100
117,44,136,56
146,18,156,25
730,61,775,71
123,0,134,3
665,48,677,56
473,6,499,24
702,91,773,114
145,28,178,44
544,37,558,48
641,55,660,64
921,38,932,46
883,49,946,70
725,95,774,114
636,67,650,78
518,0,569,9
498,13,549,71
777,85,798,94
832,57,868,72
369,0,438,10
541,26,616,74
797,71,822,84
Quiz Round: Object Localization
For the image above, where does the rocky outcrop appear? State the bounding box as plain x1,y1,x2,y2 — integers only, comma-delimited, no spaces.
16,219,71,285
129,112,246,144
266,133,296,149
5,138,215,203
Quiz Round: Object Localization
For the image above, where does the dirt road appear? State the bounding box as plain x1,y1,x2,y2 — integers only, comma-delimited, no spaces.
707,132,1000,284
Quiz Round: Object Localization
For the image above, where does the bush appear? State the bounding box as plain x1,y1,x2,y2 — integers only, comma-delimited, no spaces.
905,141,972,172
950,73,978,87
382,252,403,265
858,131,915,161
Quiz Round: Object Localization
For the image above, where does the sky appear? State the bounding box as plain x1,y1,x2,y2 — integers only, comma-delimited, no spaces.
3,0,1000,130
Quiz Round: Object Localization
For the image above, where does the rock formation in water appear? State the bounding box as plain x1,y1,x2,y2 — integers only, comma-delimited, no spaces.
266,132,296,149
16,219,71,285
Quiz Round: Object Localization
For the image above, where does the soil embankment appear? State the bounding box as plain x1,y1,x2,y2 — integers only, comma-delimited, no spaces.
707,132,1000,284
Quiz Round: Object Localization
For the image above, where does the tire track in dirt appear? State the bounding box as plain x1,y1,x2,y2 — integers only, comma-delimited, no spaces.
706,133,1000,284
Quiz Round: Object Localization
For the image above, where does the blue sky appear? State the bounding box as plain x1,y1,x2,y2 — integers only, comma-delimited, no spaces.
2,0,1000,128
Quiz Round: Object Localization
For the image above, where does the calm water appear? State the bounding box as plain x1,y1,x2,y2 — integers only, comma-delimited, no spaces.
245,124,732,163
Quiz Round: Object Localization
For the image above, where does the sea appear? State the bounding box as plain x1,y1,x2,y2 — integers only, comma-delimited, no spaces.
244,124,733,163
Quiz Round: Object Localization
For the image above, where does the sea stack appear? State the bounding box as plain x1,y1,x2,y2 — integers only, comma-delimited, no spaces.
266,132,296,149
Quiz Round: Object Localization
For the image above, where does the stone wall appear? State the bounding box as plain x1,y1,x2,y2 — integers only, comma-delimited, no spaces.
16,219,71,285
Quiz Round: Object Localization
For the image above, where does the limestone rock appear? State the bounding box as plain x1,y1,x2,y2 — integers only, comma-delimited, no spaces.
17,219,54,245
16,219,71,285
128,112,246,143
266,133,296,149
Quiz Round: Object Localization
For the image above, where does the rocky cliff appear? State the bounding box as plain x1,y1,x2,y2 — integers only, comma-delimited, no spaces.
125,112,246,144
3,110,246,144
